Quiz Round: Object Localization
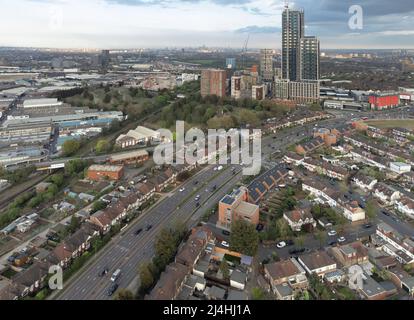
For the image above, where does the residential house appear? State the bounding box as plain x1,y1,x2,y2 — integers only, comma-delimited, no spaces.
376,222,414,265
264,258,308,294
146,263,189,300
352,173,378,191
388,266,414,297
395,196,414,219
230,270,247,290
330,241,369,267
283,208,316,232
373,183,401,206
298,250,337,277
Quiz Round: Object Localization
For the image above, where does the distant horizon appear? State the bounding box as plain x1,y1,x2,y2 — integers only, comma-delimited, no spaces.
0,46,413,52
1,1,413,50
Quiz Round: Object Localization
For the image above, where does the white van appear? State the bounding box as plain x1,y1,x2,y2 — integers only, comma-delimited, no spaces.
111,269,121,282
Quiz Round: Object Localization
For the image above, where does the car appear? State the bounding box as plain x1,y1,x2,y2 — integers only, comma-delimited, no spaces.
211,185,217,191
382,210,390,216
195,202,200,207
286,239,294,246
134,228,143,236
145,224,152,231
277,241,287,249
110,269,121,282
328,240,337,246
221,241,229,248
328,230,337,237
107,283,119,296
195,195,201,201
194,180,199,185
288,248,305,255
98,267,109,277
256,224,264,232
338,236,346,243
222,230,231,236
213,167,218,171
363,224,372,229
179,187,185,192
217,166,223,171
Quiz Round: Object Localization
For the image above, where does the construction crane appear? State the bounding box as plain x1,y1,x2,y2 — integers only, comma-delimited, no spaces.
241,34,250,70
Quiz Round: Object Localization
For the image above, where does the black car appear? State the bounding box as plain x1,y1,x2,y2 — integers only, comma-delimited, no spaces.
107,283,119,296
286,239,294,246
328,240,337,246
363,224,372,229
145,224,152,231
222,230,231,236
288,248,305,255
194,180,199,185
212,185,217,191
134,228,143,236
382,210,390,216
256,224,264,232
98,267,109,277
196,202,200,207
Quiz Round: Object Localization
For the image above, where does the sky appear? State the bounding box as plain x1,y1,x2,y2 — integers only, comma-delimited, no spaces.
0,0,413,49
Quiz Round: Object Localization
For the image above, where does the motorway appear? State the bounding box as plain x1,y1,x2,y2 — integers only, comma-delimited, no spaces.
56,164,243,300
54,108,414,300
54,112,352,300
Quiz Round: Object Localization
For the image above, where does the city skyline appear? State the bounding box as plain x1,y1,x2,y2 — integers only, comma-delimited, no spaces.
0,0,413,49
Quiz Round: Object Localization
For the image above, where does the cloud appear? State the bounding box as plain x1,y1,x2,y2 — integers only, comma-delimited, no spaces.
235,25,281,34
0,0,413,49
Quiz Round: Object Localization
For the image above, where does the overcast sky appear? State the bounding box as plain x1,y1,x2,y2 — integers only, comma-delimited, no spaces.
0,0,413,49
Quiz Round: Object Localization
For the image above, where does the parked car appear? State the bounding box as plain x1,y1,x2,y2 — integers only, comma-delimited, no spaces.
145,224,152,231
328,240,337,246
256,224,264,232
286,239,294,246
134,228,143,236
277,241,286,249
179,187,185,192
222,230,230,236
221,241,229,248
328,230,337,237
338,236,346,243
288,248,306,255
363,224,372,229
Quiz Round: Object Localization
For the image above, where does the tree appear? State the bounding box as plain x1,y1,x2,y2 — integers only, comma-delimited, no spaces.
315,230,327,248
219,260,230,280
91,200,107,213
95,139,111,154
49,174,64,188
68,216,80,233
103,93,112,103
138,262,155,293
251,287,266,300
114,289,134,300
65,159,88,176
62,139,81,157
230,220,259,256
275,219,291,239
365,200,378,221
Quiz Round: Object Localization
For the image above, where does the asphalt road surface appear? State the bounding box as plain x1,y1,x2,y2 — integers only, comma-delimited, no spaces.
56,164,243,300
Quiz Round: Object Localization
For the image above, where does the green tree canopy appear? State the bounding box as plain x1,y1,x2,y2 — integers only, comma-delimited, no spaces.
230,219,259,256
62,139,81,157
